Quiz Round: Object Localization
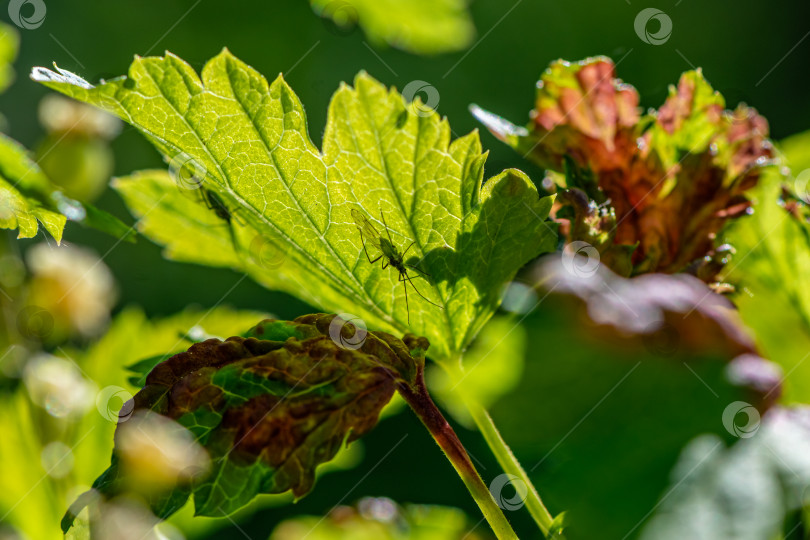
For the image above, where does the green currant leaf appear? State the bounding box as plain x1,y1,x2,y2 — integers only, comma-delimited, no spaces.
310,0,475,55
721,163,810,403
0,133,132,242
32,50,557,361
271,498,481,538
0,22,19,94
62,314,425,530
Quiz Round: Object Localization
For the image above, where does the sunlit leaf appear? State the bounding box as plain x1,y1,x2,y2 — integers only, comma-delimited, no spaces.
0,21,18,94
270,497,487,539
310,0,475,55
721,149,810,403
0,133,132,242
32,51,557,361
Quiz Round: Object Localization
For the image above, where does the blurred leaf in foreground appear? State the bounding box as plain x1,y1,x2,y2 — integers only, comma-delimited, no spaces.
720,136,810,403
641,407,810,540
0,305,270,540
0,133,132,242
270,496,490,540
0,21,19,95
780,129,810,173
32,51,557,362
310,0,475,55
722,183,810,401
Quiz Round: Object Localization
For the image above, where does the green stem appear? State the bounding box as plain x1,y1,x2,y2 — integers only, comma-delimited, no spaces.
397,366,518,540
465,399,555,536
441,358,558,538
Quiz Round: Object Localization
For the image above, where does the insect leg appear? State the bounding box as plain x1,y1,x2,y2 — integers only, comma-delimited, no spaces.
400,243,433,279
400,271,411,324
402,241,415,257
406,264,431,278
201,192,214,210
404,272,443,308
359,229,383,265
229,205,246,226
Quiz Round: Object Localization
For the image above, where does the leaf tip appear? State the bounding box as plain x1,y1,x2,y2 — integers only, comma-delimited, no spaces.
29,63,93,89
469,104,526,145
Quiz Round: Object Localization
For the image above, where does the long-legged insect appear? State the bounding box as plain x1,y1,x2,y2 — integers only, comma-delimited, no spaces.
351,208,442,324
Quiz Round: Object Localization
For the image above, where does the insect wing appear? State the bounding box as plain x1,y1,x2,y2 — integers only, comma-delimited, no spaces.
351,209,383,250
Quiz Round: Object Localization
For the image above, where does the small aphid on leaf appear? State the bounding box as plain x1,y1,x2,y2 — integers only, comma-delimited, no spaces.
351,208,442,324
201,189,233,224
195,188,246,257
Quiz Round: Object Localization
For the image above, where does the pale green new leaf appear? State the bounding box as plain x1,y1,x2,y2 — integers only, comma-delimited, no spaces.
780,129,810,173
112,170,242,268
0,133,67,242
0,133,132,242
0,21,19,94
310,0,475,55
32,50,556,361
722,142,810,403
112,170,326,311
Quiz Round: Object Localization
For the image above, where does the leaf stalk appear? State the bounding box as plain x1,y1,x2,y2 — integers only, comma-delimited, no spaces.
397,365,519,540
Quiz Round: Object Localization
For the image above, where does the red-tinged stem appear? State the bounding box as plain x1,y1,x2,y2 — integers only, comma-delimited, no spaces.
397,366,518,540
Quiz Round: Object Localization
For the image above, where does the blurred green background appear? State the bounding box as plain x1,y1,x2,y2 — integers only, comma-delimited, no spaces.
2,1,808,538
